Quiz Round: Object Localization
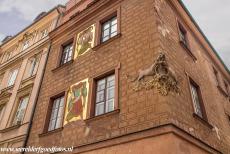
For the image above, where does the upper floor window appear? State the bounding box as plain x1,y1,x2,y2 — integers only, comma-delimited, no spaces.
41,29,48,39
12,96,29,125
8,69,19,87
213,67,221,86
25,55,40,79
189,79,206,119
0,104,5,121
178,23,189,48
1,51,13,63
22,40,30,50
60,42,73,65
48,95,65,131
224,81,229,96
101,16,117,43
0,74,3,90
95,74,115,116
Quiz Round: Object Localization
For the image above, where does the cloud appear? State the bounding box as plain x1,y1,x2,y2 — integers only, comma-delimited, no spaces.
182,0,230,69
0,0,67,21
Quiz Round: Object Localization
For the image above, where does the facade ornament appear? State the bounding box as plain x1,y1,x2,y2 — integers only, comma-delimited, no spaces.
75,25,95,57
128,52,180,96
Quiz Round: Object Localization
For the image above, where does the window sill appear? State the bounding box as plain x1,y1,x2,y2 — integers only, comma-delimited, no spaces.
180,41,197,61
217,85,229,98
92,33,122,51
39,127,63,137
51,60,74,73
193,113,213,129
85,109,120,123
21,75,36,83
0,123,21,133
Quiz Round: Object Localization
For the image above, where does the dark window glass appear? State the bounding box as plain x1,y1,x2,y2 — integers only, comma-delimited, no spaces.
101,16,117,42
95,74,115,116
48,96,65,131
60,43,73,65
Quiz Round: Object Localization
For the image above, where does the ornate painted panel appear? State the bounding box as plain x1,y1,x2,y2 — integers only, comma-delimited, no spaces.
75,24,95,58
64,78,89,125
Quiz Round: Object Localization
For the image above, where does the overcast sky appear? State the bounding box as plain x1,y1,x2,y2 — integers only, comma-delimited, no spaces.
0,0,229,69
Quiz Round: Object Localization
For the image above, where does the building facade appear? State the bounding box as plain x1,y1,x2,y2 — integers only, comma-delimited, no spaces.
24,0,230,153
0,6,64,151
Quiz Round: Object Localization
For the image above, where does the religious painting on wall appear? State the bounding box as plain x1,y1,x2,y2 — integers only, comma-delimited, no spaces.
75,24,95,58
64,79,89,125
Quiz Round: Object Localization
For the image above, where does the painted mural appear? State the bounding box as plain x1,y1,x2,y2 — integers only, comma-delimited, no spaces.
75,24,95,57
64,79,89,125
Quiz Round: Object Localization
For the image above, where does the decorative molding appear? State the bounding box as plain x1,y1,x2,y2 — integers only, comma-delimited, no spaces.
128,52,180,96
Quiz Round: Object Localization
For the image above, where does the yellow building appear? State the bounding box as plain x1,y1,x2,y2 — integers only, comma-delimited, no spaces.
0,5,64,150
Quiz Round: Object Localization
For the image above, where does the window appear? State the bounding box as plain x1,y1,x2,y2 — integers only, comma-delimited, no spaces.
0,105,5,121
101,16,117,43
189,80,206,119
22,40,30,50
224,81,229,96
1,51,13,63
48,96,65,131
178,23,189,47
60,42,73,65
0,74,3,90
213,67,220,86
8,69,19,87
12,96,29,125
25,55,40,78
95,74,115,116
41,29,48,39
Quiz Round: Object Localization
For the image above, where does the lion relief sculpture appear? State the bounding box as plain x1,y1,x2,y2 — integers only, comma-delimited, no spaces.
128,52,180,96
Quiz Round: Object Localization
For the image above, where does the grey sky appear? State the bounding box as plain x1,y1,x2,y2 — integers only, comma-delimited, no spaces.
0,0,229,69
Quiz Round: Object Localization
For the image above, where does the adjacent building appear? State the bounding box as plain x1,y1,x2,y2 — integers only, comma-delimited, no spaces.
0,5,64,151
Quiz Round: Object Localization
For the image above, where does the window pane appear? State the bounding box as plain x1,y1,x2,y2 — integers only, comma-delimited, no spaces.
96,91,104,103
13,96,29,125
97,79,105,91
111,18,117,26
103,29,110,38
102,36,109,42
106,99,114,113
55,117,62,129
107,87,115,100
8,69,18,86
95,102,104,116
48,119,56,131
111,25,117,34
107,75,115,87
103,22,110,30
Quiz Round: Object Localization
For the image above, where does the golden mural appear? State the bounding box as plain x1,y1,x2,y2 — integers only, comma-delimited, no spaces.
75,25,95,57
64,78,89,125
